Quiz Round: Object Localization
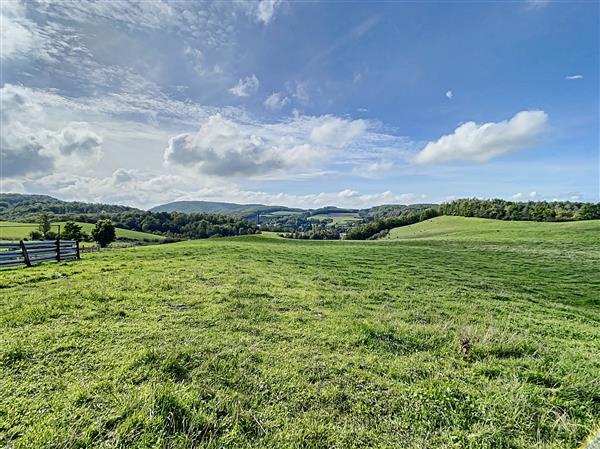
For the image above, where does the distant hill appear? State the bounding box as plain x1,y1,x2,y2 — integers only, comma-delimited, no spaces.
0,193,258,240
149,200,304,220
0,193,142,221
149,200,438,221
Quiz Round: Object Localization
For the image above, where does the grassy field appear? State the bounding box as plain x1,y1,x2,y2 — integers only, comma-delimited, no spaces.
0,221,165,242
384,215,600,243
1,218,599,448
309,212,362,225
262,211,304,217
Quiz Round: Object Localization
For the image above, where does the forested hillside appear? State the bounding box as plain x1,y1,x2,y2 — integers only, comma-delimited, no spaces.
0,194,141,220
150,200,303,219
0,194,258,240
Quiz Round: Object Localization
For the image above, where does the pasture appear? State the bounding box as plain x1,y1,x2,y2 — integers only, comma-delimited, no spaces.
309,212,362,225
0,221,165,242
1,218,598,448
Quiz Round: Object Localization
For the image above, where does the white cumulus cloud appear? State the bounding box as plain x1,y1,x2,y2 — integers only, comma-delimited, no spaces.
415,110,548,163
264,92,290,110
164,114,325,177
446,90,453,99
229,74,260,97
309,116,368,147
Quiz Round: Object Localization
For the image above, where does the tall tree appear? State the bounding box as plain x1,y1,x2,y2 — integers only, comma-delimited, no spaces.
38,213,51,237
91,220,116,248
62,221,85,242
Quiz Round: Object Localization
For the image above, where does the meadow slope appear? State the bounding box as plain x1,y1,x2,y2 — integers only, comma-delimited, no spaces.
1,218,599,448
0,221,165,241
384,215,600,243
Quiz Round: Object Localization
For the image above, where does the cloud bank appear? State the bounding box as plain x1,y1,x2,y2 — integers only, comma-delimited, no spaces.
164,114,369,177
415,110,548,163
0,84,103,176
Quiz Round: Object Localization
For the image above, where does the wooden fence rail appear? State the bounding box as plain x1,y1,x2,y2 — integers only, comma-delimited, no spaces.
0,240,80,268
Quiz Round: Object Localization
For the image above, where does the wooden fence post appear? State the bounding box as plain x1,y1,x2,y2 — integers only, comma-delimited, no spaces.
19,240,31,267
56,238,61,262
76,241,80,259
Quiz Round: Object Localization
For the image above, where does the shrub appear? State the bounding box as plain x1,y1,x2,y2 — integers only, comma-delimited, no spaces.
28,230,43,240
44,231,58,240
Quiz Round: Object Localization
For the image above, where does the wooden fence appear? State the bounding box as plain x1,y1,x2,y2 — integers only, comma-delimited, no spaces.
0,240,80,269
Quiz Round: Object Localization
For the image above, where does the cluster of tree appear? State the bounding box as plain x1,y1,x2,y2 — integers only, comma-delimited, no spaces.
28,213,58,240
259,214,315,233
280,226,341,240
359,204,437,220
346,208,440,240
439,199,600,221
56,212,258,240
28,215,117,247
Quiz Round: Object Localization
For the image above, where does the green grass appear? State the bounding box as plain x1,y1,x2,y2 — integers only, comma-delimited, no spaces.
263,211,304,217
384,215,600,243
309,212,362,225
1,218,599,448
0,221,165,242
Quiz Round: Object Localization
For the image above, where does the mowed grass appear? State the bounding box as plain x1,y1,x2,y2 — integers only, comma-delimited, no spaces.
1,218,599,448
0,221,165,241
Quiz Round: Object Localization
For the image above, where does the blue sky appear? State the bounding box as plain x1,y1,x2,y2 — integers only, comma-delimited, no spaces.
1,0,598,208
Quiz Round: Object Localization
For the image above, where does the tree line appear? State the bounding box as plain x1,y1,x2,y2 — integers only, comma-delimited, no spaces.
345,199,600,240
346,208,440,240
280,226,341,240
439,199,600,221
47,211,259,240
1,194,259,240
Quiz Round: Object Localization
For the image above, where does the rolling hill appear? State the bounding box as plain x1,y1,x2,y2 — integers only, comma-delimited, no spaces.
149,200,437,222
0,221,166,242
0,193,142,221
383,215,600,243
1,218,598,447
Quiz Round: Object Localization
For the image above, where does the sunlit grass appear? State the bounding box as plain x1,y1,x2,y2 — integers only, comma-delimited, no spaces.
1,218,598,448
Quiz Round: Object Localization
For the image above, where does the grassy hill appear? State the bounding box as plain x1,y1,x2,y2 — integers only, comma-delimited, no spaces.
384,215,600,243
0,221,165,241
0,219,598,448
